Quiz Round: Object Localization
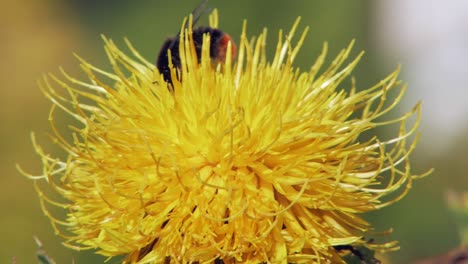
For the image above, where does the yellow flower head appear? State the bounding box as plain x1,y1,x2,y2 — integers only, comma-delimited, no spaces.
23,11,430,264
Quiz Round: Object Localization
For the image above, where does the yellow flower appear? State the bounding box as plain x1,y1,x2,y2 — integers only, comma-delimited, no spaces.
22,11,430,264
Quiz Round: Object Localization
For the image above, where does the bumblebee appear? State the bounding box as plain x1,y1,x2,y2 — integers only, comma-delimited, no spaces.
156,0,236,86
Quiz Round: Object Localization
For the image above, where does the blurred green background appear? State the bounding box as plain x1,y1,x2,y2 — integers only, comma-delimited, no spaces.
2,0,465,263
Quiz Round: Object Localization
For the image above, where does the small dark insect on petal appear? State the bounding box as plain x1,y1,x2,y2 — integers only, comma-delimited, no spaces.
155,0,236,88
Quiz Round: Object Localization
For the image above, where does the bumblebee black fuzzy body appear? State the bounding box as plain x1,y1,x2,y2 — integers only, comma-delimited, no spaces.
156,26,236,86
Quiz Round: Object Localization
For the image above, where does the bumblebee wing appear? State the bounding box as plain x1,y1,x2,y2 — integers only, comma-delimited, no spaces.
190,0,212,28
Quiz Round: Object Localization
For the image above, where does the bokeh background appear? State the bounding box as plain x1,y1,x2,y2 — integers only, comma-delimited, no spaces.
2,0,467,263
